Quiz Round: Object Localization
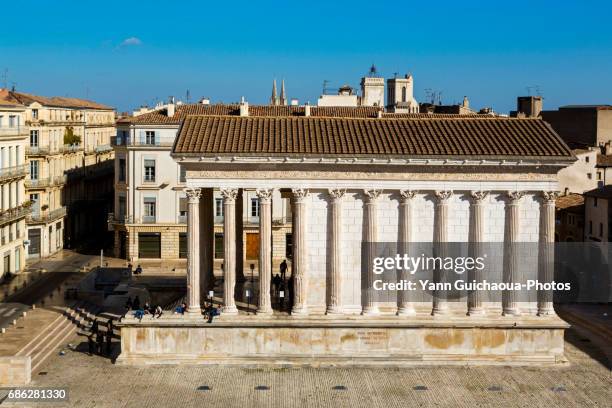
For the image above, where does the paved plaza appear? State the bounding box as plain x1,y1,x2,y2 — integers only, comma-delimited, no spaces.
0,327,609,408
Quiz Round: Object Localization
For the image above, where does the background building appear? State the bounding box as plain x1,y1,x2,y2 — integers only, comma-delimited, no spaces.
0,90,29,278
7,90,115,258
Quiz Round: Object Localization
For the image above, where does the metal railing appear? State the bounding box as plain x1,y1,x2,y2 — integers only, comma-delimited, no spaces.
112,136,175,147
0,164,28,181
59,144,83,153
94,144,112,153
25,177,51,188
26,145,50,155
0,205,30,226
26,206,66,223
107,213,134,225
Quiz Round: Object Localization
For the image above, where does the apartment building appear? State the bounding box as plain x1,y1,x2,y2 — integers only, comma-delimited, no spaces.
0,91,29,277
7,90,115,258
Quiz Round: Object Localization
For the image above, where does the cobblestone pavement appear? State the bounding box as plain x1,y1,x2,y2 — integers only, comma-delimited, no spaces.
1,328,610,408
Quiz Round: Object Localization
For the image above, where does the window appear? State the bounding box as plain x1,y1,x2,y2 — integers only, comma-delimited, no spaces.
144,159,155,182
585,156,590,163
30,161,39,180
214,233,224,259
8,116,16,127
401,86,407,102
179,197,187,220
118,158,126,182
118,196,126,219
179,233,187,258
30,130,39,147
251,198,260,217
138,232,161,258
145,131,156,145
179,166,186,183
286,233,293,259
32,109,38,119
597,172,602,180
143,197,156,222
215,198,224,217
587,173,592,180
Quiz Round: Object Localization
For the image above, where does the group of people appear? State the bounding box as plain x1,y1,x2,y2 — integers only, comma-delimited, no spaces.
125,296,163,321
271,260,294,310
88,318,114,356
127,263,143,275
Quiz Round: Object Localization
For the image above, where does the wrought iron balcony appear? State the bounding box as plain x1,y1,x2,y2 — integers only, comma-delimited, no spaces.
0,164,28,182
26,206,67,224
25,177,51,188
0,204,31,226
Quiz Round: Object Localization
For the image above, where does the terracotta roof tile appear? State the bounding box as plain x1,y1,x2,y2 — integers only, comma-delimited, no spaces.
172,115,573,160
556,193,585,210
9,91,113,110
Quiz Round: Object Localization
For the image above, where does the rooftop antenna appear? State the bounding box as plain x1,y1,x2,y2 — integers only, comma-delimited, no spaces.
186,89,191,103
322,80,331,95
393,72,399,79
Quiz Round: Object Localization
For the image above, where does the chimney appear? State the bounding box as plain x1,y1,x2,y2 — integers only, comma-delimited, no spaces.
167,96,175,117
304,103,311,117
239,96,249,117
377,109,383,118
199,97,210,105
564,187,569,196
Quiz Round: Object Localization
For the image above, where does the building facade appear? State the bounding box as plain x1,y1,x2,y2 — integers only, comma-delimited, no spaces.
7,91,115,258
0,91,29,278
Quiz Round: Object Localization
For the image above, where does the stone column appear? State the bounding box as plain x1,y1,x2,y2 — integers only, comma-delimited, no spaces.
538,191,558,316
502,191,524,316
236,189,245,283
327,189,345,314
291,188,309,315
186,188,202,316
220,188,238,314
432,190,452,316
397,190,417,316
363,189,381,316
468,191,488,316
256,188,273,315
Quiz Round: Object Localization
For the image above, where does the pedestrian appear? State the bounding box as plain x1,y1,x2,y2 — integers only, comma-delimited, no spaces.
204,304,219,323
135,265,143,275
280,259,288,281
154,305,163,318
144,302,151,314
272,274,282,297
133,296,140,310
105,330,112,355
125,297,133,311
96,331,104,355
91,319,99,335
87,335,95,356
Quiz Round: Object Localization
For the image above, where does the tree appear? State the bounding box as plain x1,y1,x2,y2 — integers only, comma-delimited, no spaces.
64,126,81,145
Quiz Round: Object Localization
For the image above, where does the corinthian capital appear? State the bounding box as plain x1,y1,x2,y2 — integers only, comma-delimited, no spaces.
220,188,238,202
186,188,202,202
541,191,560,204
364,189,382,201
399,190,417,201
255,188,274,202
435,190,453,203
506,190,525,203
292,188,309,200
470,190,489,203
328,189,345,200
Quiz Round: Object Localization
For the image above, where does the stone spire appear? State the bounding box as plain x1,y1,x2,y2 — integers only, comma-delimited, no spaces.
270,79,278,106
280,79,287,106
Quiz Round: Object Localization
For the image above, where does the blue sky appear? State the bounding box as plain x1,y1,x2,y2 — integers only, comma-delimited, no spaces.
1,1,611,113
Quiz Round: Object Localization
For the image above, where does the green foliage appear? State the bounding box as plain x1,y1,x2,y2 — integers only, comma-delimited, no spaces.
64,126,81,145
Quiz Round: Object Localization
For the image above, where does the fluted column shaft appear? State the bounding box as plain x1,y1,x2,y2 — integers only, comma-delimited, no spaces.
221,188,238,314
327,189,345,314
397,190,416,316
363,189,381,315
467,191,488,316
256,189,273,315
432,190,452,316
503,191,524,316
291,189,309,315
186,188,202,316
538,191,558,316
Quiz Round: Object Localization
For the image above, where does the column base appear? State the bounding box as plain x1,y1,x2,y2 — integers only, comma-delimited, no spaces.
396,307,416,317
467,308,486,317
221,305,238,315
362,306,380,316
431,306,449,316
256,308,273,316
185,307,202,317
537,308,556,317
291,306,309,316
326,306,344,315
502,308,521,317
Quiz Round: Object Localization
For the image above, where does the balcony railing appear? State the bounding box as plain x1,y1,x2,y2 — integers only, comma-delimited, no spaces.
26,146,50,155
142,215,156,224
108,213,134,225
0,126,27,136
94,144,113,153
112,136,175,147
0,164,28,182
59,144,83,153
25,177,51,188
178,215,187,224
26,206,67,224
0,205,31,226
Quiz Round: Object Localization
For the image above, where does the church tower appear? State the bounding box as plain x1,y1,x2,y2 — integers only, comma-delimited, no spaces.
279,79,287,106
270,79,279,106
360,65,385,107
386,73,418,113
